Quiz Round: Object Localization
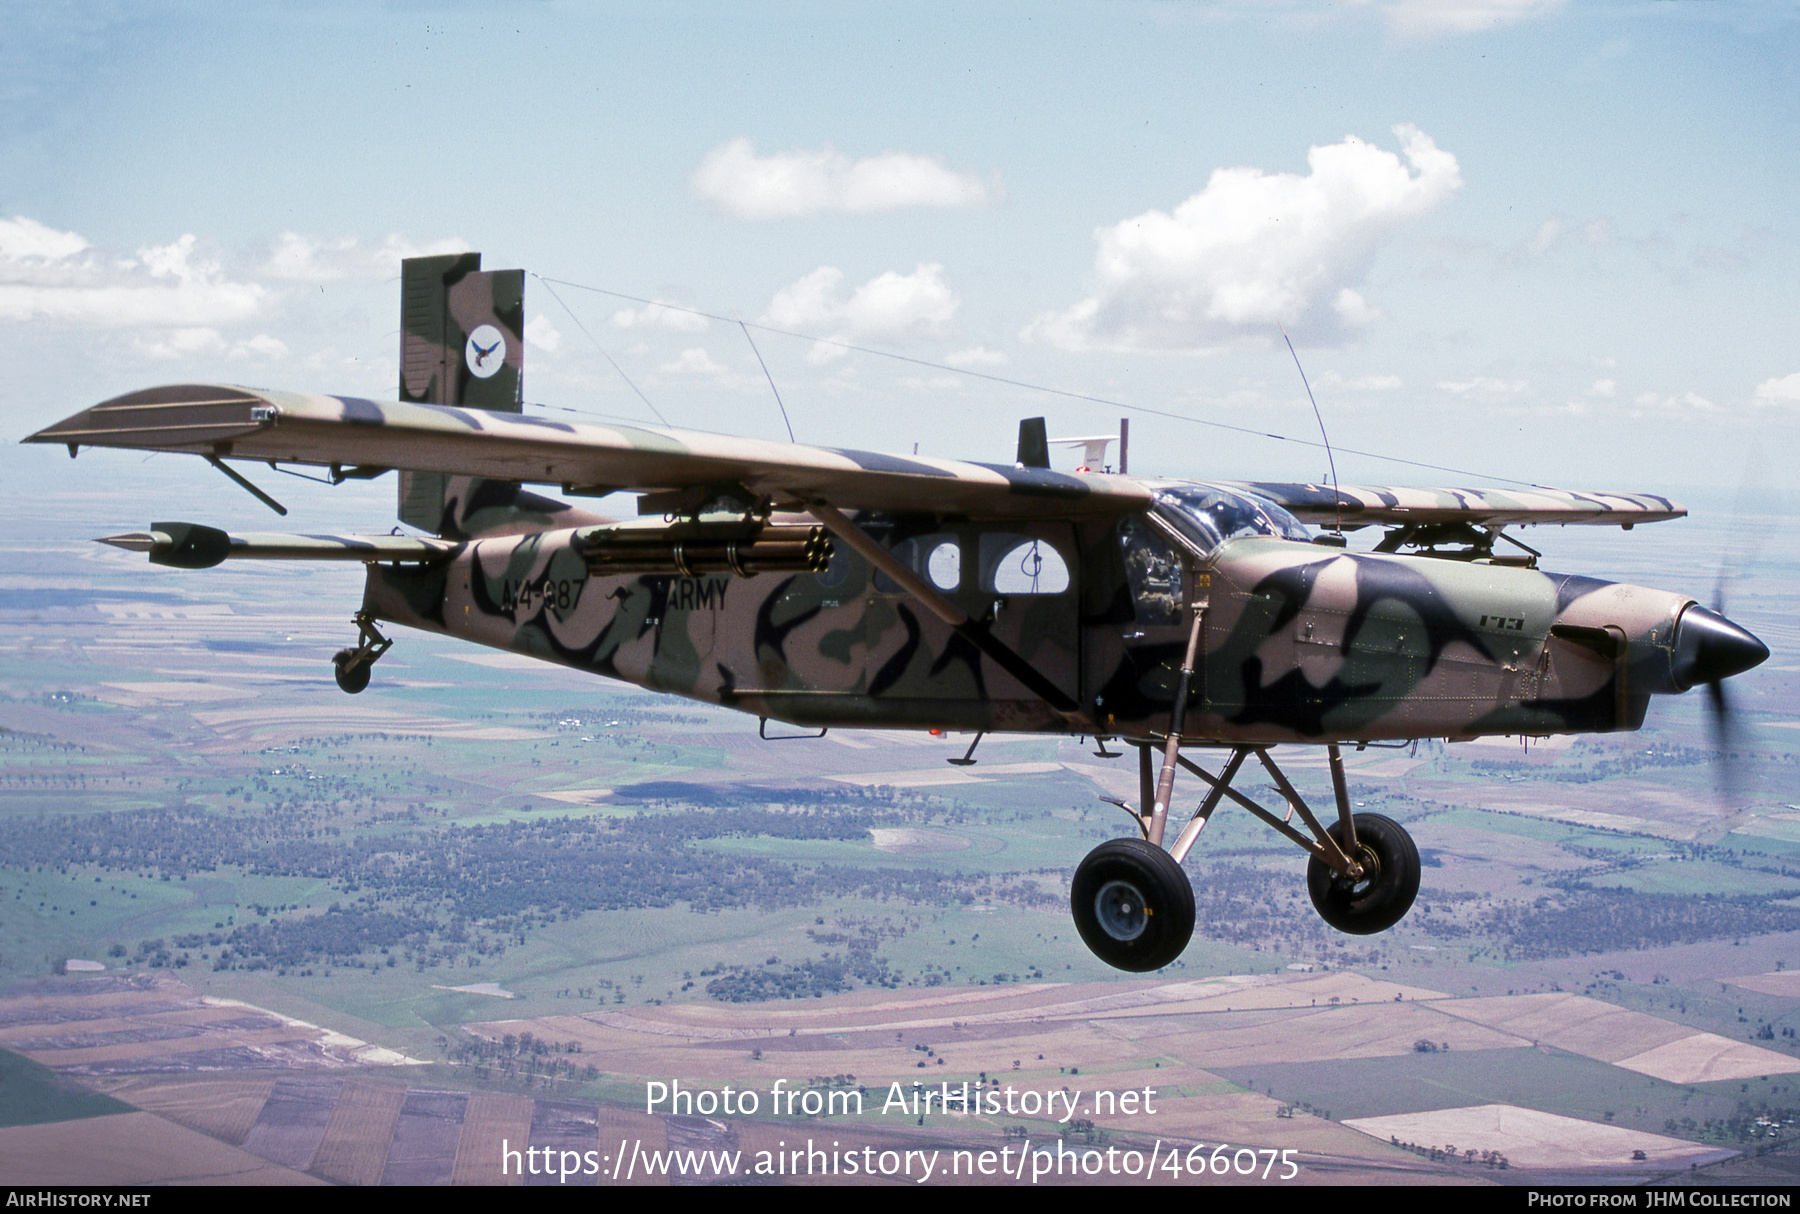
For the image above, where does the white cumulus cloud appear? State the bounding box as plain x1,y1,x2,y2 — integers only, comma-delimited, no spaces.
1023,125,1460,351
0,216,91,262
1634,390,1719,413
1333,287,1381,327
524,314,562,352
1316,370,1403,392
131,327,289,361
945,346,1010,369
609,300,709,333
692,138,991,220
0,224,265,327
661,348,730,376
1438,377,1531,401
655,346,762,393
234,333,289,359
1352,0,1565,38
131,326,228,360
1753,373,1800,408
763,264,958,362
262,231,470,281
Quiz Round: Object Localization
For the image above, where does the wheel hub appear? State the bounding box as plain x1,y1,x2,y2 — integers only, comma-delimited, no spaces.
1093,880,1149,942
1334,844,1381,895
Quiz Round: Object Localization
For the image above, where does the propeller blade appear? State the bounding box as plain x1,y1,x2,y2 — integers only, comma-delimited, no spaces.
1708,675,1746,811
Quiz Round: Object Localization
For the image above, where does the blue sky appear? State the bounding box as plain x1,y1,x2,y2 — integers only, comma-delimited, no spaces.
3,1,1795,500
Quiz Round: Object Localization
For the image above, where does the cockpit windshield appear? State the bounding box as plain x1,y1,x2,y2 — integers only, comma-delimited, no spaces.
1152,483,1311,556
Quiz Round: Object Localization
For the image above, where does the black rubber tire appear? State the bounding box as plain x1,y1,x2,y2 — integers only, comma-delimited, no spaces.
332,650,371,695
1306,813,1420,935
1070,838,1196,972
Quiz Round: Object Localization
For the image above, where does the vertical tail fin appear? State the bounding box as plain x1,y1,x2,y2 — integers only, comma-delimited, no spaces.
397,253,606,538
399,252,523,411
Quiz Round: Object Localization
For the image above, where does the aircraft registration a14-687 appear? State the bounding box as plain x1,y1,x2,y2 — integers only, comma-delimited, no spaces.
28,254,1770,972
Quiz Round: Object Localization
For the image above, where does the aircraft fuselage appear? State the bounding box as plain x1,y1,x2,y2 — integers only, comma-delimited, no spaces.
361,511,1716,746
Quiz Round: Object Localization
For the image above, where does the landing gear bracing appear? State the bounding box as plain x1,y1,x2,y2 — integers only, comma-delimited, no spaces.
1068,582,1422,970
1073,737,1421,971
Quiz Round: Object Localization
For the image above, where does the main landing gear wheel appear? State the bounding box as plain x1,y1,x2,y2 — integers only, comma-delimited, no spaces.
1071,838,1196,972
1307,813,1420,935
332,650,372,694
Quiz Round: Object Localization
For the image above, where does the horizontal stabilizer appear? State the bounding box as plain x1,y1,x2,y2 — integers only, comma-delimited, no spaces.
100,522,458,569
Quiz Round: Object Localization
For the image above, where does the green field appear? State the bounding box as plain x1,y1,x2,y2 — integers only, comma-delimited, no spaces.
2,510,1799,1177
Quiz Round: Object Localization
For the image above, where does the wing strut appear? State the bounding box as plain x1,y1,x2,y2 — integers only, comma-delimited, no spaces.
206,456,288,516
803,500,1084,720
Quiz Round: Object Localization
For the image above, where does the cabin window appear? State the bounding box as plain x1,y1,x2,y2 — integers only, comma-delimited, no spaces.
875,533,962,593
926,539,961,590
978,534,1070,595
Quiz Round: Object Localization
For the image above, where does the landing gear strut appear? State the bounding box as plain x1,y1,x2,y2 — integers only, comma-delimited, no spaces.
331,611,390,695
1074,738,1421,971
1066,570,1421,972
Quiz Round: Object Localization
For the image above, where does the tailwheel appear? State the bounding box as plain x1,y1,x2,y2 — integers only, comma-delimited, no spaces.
330,611,390,695
332,650,372,694
1306,813,1420,935
1070,838,1195,972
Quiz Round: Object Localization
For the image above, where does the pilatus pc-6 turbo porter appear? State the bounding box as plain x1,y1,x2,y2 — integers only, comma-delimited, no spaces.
29,254,1769,972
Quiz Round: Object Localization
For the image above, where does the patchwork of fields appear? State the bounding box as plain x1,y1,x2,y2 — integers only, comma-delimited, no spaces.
1,477,1798,1184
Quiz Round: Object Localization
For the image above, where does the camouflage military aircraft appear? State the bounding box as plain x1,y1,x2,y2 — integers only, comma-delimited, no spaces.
26,254,1769,973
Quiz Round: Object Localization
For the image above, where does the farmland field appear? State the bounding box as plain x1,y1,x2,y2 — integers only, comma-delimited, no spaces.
2,458,1798,1184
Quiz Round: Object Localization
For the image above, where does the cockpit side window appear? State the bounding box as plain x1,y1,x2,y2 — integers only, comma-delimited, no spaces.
1117,515,1181,626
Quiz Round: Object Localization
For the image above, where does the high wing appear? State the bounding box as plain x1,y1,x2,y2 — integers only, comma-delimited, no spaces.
27,383,1688,529
27,383,1150,520
1227,480,1685,528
